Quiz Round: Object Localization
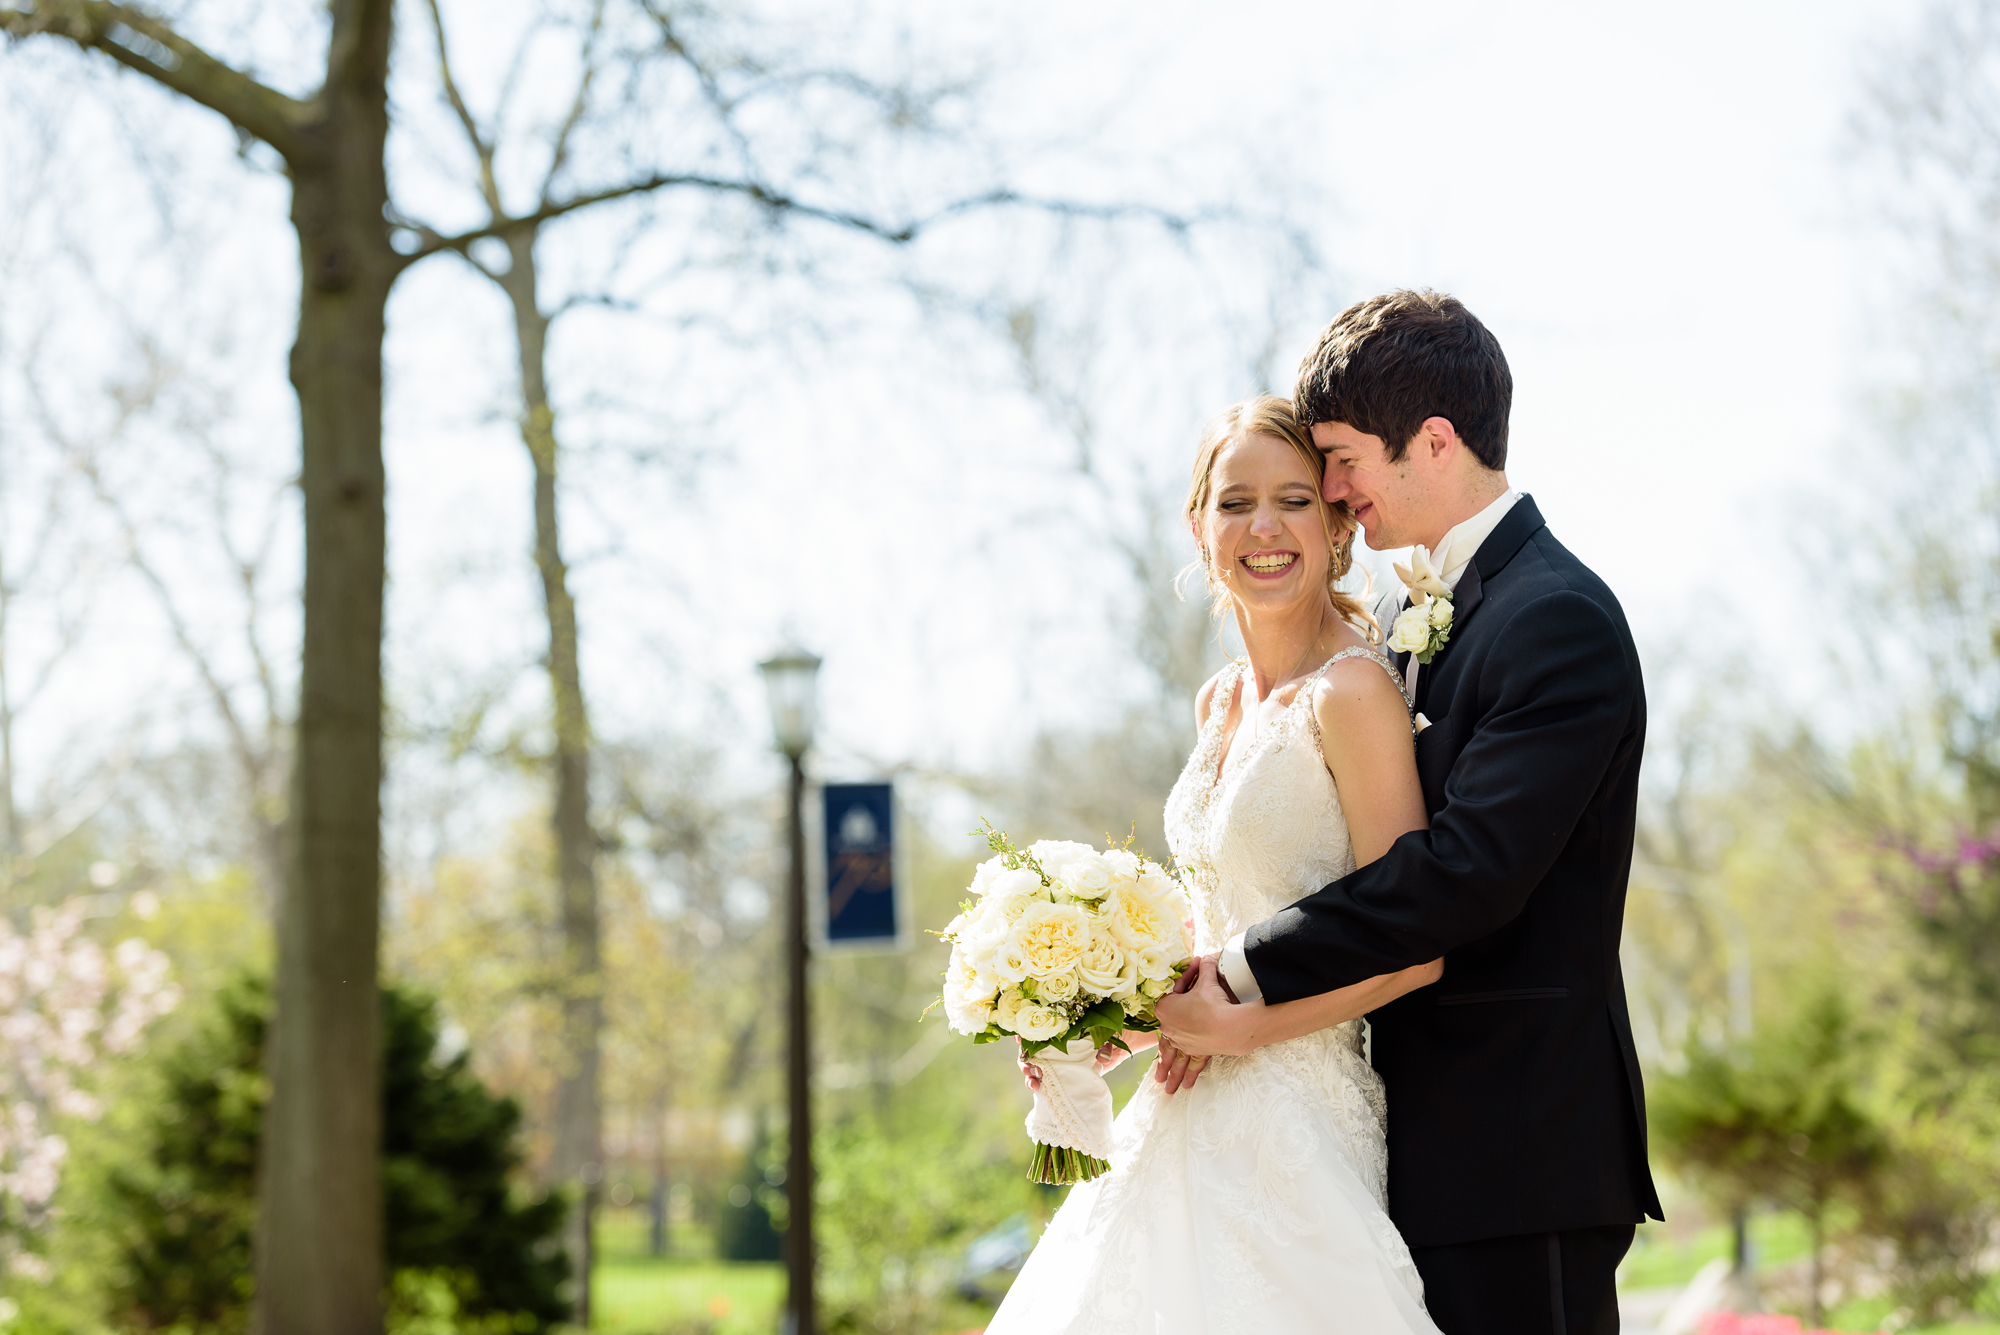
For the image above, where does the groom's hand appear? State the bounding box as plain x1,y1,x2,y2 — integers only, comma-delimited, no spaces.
1155,956,1257,1061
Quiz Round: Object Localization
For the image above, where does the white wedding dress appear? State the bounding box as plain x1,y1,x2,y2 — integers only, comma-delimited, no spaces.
985,649,1441,1335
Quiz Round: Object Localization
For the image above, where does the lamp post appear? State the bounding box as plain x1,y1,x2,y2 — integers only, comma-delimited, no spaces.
758,646,822,1335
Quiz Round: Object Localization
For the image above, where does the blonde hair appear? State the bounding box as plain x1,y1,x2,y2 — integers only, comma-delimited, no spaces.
1181,395,1377,642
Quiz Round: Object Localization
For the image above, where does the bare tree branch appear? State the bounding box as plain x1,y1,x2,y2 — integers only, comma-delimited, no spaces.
400,177,1200,267
0,1,314,160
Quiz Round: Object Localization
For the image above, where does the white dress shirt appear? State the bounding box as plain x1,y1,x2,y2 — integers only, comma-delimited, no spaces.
1216,489,1521,1005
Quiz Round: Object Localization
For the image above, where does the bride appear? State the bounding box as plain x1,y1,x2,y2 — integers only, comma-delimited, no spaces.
986,396,1445,1335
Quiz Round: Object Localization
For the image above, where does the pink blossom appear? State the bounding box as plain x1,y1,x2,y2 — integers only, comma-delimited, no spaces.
0,897,178,1271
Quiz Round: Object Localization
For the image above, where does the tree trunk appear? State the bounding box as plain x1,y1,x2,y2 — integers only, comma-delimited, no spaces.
498,231,602,1321
254,18,395,1335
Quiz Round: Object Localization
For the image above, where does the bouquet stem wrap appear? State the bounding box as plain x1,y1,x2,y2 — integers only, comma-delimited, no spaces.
1025,1037,1115,1184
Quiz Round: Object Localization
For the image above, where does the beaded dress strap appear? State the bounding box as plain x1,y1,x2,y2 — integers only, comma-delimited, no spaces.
1297,646,1412,756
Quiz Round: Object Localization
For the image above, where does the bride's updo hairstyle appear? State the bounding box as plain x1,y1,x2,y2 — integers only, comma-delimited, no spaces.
1182,395,1377,642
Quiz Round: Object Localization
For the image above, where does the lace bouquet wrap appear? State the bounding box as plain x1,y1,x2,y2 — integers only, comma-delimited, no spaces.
937,824,1193,1184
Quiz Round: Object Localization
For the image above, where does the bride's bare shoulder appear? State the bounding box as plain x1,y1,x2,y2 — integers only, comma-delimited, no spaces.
1310,648,1409,742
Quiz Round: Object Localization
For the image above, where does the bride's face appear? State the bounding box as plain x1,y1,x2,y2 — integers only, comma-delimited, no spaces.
1198,431,1332,618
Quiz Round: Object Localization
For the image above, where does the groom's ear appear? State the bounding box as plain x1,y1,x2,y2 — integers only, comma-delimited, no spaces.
1410,416,1462,468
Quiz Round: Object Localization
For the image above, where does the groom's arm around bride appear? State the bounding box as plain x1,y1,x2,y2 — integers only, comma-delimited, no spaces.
1164,291,1662,1335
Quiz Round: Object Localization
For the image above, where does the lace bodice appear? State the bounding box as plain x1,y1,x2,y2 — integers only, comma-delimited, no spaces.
1164,647,1405,957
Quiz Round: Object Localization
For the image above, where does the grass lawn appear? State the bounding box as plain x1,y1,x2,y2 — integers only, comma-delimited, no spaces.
590,1206,782,1334
1620,1213,1816,1291
1619,1212,2000,1334
593,1255,783,1335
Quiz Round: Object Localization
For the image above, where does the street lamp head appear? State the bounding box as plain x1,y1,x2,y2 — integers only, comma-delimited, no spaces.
758,646,823,758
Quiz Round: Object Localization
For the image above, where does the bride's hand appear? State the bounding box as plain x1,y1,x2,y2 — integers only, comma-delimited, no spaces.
1152,1034,1209,1094
1017,1039,1042,1094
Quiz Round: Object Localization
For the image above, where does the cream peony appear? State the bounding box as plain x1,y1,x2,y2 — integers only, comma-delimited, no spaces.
943,981,994,1035
1013,1003,1067,1042
1104,880,1177,952
986,867,1044,901
1010,901,1091,979
946,950,1000,1001
1102,848,1143,881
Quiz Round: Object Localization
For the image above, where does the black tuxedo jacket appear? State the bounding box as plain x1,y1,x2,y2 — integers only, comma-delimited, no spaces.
1243,496,1664,1248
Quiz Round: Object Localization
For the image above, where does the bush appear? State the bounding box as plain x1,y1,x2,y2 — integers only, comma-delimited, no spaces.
1861,1112,1999,1325
714,1123,783,1263
1650,989,1887,1324
107,975,568,1332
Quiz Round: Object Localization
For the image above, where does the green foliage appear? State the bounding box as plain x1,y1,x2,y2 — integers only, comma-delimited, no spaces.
106,974,568,1332
1861,1112,2000,1325
714,1126,782,1263
1652,989,1887,1217
814,1083,1036,1335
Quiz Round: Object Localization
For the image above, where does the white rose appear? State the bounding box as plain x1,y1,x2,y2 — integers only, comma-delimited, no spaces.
986,889,1043,927
991,940,1031,984
1134,944,1173,981
994,987,1029,1030
1113,950,1144,1000
1075,926,1127,994
1102,848,1143,881
1139,976,1171,999
1038,970,1081,1003
1388,603,1433,654
1427,595,1454,629
1013,1003,1067,1043
1010,901,1091,979
1104,880,1176,952
1120,991,1150,1018
1061,854,1113,900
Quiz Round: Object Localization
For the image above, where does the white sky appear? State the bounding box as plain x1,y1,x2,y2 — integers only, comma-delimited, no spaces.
0,0,1929,829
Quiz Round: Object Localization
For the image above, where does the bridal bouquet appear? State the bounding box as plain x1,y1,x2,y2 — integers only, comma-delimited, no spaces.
936,823,1193,1184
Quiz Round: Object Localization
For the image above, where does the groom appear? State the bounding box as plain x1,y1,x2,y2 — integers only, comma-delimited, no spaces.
1158,290,1662,1335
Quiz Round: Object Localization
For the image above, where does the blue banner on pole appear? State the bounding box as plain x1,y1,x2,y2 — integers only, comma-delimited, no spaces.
820,782,898,947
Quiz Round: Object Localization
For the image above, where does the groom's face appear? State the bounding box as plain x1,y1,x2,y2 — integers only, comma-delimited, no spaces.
1311,420,1422,550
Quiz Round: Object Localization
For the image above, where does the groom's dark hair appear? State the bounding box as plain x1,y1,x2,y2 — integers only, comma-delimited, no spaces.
1294,289,1511,469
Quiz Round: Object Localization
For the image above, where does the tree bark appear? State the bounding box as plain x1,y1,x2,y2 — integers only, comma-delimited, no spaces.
497,232,602,1321
256,8,395,1333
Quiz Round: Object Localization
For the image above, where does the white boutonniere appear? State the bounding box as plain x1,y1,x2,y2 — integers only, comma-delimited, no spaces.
1389,547,1453,665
